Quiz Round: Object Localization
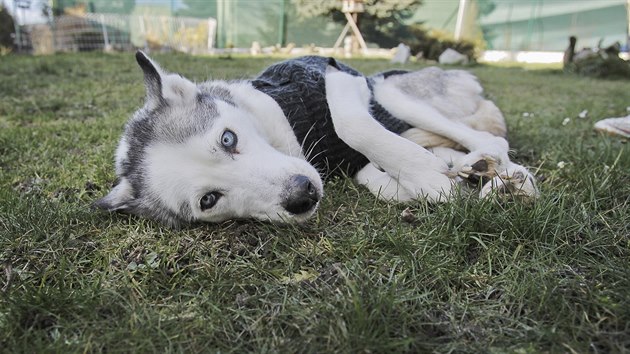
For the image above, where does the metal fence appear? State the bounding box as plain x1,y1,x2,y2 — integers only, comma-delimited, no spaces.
19,13,217,54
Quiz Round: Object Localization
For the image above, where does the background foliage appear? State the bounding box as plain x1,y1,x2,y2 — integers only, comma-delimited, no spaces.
292,0,422,49
0,4,16,50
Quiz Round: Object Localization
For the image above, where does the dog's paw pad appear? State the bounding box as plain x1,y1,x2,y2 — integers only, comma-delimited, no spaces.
471,159,489,172
458,156,499,180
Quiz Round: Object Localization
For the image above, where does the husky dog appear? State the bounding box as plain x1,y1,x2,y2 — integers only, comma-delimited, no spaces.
95,52,537,227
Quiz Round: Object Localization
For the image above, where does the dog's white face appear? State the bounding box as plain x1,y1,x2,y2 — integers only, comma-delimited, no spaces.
95,52,323,227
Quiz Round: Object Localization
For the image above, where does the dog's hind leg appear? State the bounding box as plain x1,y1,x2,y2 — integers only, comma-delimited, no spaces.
325,68,454,202
373,80,511,180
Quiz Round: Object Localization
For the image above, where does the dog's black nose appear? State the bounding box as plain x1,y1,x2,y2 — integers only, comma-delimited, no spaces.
283,175,320,215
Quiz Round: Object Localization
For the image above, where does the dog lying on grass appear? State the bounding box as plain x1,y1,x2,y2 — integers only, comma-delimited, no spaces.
95,52,538,227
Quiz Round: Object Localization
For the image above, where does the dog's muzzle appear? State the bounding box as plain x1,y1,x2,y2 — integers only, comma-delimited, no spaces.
282,175,320,215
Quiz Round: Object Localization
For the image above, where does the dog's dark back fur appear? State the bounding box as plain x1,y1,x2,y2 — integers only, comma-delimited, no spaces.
253,56,411,178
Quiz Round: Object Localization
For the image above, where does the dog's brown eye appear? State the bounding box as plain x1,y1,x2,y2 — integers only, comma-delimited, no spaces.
200,191,221,211
221,130,237,150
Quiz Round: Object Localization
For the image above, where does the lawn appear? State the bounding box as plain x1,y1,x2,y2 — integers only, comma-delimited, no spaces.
1,52,629,353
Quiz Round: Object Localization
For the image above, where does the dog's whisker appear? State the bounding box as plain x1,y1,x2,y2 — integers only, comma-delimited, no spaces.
299,121,329,164
304,137,327,164
299,121,318,154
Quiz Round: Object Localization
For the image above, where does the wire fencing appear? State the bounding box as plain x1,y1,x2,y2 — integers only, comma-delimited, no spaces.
18,13,217,54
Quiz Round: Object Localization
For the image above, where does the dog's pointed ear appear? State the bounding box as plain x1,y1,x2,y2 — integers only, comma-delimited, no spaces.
136,50,163,104
135,50,198,106
93,178,135,212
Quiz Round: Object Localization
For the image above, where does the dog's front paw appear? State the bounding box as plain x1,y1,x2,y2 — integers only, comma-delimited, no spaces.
479,163,539,199
424,172,456,203
401,168,455,203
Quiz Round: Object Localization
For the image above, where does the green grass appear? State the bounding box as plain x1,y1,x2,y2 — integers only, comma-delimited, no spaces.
1,52,629,353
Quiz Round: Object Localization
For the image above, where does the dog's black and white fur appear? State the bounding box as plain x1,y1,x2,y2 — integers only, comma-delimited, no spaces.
95,52,537,227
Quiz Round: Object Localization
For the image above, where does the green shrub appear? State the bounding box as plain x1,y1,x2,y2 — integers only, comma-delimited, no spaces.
565,44,630,79
0,4,16,50
75,30,104,51
407,25,480,61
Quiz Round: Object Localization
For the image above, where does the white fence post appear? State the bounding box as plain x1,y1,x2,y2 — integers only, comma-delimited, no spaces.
139,15,147,50
100,14,111,51
207,17,217,53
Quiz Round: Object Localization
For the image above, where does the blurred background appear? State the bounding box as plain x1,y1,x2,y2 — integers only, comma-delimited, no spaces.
1,0,629,63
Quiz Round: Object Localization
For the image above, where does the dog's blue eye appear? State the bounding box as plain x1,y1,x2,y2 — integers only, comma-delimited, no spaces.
200,191,221,211
221,130,237,150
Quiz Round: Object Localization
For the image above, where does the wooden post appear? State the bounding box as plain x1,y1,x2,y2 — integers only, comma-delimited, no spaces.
454,0,467,41
333,0,367,55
